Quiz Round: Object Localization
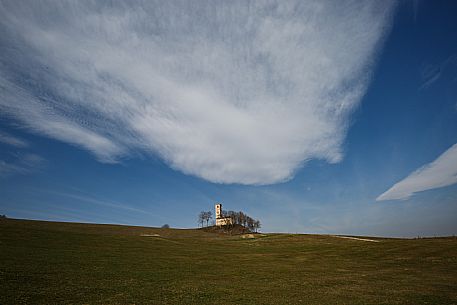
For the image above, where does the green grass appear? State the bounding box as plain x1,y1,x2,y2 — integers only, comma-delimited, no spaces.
1,219,457,305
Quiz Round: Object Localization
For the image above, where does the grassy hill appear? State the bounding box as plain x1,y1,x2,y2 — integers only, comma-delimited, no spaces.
1,219,456,305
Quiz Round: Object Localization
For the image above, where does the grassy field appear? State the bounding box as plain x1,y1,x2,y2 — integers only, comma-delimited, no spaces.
1,219,457,305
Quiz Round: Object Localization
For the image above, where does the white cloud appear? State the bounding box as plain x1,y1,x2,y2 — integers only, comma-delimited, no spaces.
0,1,395,184
377,143,457,201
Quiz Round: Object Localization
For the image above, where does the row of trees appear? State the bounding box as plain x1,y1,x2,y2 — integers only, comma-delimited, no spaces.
197,210,261,232
223,210,261,232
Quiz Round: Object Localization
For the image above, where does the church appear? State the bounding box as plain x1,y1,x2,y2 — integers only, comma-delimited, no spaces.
215,203,233,226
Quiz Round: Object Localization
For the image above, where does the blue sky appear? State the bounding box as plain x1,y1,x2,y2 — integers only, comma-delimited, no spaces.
1,1,456,237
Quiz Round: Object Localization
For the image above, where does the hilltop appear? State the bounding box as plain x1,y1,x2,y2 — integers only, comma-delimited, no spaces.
200,223,253,235
1,218,457,305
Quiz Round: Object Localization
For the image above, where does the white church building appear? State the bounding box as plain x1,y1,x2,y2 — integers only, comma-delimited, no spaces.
215,203,233,226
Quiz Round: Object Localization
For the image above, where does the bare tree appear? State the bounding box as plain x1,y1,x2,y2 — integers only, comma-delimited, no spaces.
247,217,254,231
198,211,213,227
198,211,205,227
228,211,236,229
238,211,248,227
204,211,212,227
253,220,261,233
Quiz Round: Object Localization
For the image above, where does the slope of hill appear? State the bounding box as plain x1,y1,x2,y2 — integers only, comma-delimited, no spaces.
1,218,456,304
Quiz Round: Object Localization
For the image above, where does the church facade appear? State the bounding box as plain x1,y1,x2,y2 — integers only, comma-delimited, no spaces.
215,203,233,226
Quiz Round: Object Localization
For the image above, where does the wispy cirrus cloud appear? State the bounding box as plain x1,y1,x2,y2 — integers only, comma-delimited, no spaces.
0,131,28,148
45,190,157,217
420,54,457,89
0,153,45,176
377,143,457,201
0,131,44,176
0,1,396,184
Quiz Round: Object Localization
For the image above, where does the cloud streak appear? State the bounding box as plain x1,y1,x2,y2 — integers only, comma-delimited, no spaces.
0,1,395,184
0,153,45,176
46,191,157,217
377,143,457,201
420,54,457,89
0,131,28,148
